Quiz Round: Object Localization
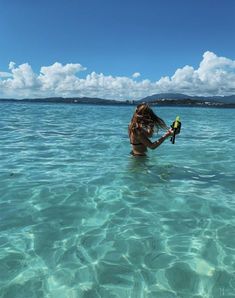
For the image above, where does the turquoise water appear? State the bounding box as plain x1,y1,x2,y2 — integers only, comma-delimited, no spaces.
0,102,235,298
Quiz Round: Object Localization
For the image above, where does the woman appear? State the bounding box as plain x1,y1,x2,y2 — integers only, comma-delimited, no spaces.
128,103,173,156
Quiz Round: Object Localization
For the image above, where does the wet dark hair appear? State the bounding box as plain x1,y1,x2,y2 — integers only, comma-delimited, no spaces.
128,103,168,134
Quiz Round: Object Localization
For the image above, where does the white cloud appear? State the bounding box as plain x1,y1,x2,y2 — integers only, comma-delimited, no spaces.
9,61,16,70
154,51,235,96
0,71,12,78
0,51,235,99
132,72,141,78
39,62,86,93
0,63,39,97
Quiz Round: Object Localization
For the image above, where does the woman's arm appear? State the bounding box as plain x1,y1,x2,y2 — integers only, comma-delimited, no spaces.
137,128,173,149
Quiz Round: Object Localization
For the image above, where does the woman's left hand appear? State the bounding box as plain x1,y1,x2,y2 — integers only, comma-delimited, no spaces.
164,128,174,138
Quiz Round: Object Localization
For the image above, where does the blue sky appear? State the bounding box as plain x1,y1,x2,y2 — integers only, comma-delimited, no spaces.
0,0,235,99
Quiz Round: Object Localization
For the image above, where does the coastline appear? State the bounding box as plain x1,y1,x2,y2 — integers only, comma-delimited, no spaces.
0,97,235,108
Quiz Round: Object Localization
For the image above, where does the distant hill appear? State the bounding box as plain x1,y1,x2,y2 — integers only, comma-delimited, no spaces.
0,97,134,105
1,94,235,108
140,93,235,104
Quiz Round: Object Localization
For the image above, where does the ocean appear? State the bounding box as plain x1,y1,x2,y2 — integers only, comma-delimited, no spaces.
0,102,235,297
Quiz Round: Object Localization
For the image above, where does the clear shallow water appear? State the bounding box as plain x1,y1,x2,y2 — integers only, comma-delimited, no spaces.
0,102,235,298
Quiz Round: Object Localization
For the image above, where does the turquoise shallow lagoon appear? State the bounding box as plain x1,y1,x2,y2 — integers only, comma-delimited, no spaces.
0,102,235,297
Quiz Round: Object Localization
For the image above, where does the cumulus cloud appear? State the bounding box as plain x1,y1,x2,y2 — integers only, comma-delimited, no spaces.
0,51,235,100
0,63,40,97
132,72,141,78
9,61,16,70
39,62,86,93
154,51,235,96
0,71,12,78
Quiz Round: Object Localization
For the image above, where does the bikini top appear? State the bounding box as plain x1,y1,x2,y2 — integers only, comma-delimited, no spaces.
130,142,142,146
129,126,143,146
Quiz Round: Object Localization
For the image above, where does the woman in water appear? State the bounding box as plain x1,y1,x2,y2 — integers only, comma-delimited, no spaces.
128,103,173,156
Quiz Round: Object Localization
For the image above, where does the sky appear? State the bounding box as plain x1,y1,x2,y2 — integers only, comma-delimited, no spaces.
0,0,235,100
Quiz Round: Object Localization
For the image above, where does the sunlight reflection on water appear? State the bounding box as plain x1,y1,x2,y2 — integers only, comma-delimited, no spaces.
0,103,235,297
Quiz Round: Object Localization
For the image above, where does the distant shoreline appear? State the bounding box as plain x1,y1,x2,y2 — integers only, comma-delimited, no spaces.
0,97,235,108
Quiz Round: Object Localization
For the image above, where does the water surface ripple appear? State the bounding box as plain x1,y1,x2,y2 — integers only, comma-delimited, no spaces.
0,103,235,297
